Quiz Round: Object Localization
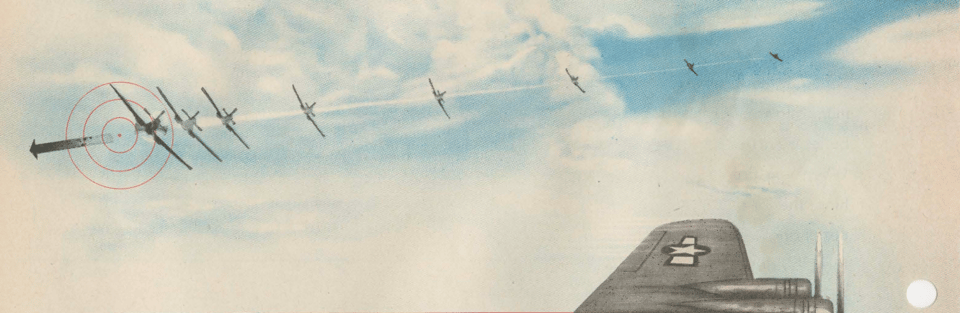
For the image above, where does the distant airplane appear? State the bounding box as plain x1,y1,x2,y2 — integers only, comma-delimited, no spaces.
202,87,250,149
576,219,843,313
291,84,325,137
684,59,697,76
566,68,586,93
770,52,783,62
109,84,192,170
156,86,222,162
428,78,450,119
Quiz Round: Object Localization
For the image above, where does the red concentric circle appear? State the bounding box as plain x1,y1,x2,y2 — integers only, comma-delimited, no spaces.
83,98,157,172
101,117,137,154
66,81,174,190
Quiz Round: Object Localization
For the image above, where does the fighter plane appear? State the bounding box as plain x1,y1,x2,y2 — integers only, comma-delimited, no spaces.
576,219,843,313
684,59,697,76
428,78,450,119
157,86,222,162
770,52,783,62
201,87,250,149
109,84,192,170
291,84,325,137
566,68,586,93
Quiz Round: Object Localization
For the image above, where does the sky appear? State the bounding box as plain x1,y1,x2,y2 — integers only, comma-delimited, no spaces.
0,0,958,312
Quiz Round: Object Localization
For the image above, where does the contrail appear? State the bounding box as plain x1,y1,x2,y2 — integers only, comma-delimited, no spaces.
697,57,765,67
449,58,767,96
596,57,765,80
207,82,562,126
198,95,436,128
196,57,766,128
448,81,564,99
319,95,435,113
598,67,688,80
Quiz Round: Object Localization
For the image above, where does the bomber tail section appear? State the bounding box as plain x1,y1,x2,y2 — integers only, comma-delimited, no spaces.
575,220,845,313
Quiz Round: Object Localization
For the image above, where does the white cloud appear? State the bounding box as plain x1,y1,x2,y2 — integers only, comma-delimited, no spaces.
0,1,228,92
741,80,877,109
536,11,960,312
34,63,122,85
586,14,655,37
556,0,825,38
835,9,959,65
788,78,811,87
700,1,824,32
356,63,399,81
209,0,265,17
6,2,957,313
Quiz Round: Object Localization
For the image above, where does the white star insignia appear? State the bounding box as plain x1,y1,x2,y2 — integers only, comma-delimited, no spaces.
668,245,706,256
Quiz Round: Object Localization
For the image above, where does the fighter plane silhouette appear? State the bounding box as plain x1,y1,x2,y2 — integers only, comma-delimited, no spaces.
566,68,586,93
770,52,783,62
684,59,697,76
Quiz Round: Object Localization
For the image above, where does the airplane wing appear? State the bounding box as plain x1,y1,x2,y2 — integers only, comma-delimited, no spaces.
429,78,437,93
156,87,182,121
305,115,326,137
292,84,306,109
201,87,221,116
437,100,450,119
110,84,149,127
575,83,586,93
691,68,698,76
576,219,753,312
224,124,250,149
189,130,222,162
152,134,192,170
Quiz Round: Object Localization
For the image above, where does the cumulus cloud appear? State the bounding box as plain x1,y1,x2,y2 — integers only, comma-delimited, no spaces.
835,10,959,66
585,14,655,38
0,1,228,92
556,0,825,38
3,2,957,313
539,9,960,311
699,1,824,32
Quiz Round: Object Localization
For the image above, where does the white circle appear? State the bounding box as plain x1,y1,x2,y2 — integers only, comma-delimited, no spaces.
906,279,937,308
